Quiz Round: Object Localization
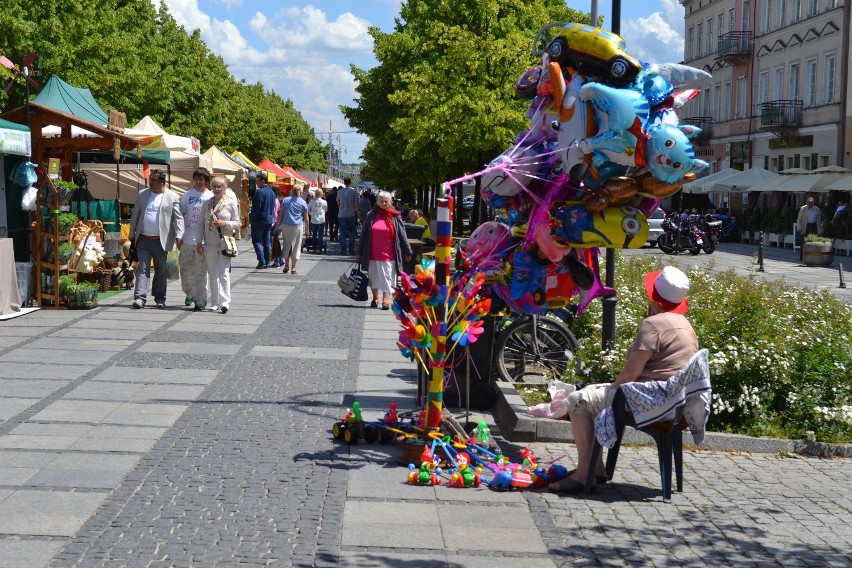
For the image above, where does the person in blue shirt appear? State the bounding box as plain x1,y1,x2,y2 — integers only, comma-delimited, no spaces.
278,184,309,274
249,173,277,268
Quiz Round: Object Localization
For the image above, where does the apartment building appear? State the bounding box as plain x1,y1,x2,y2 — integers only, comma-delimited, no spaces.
680,0,847,209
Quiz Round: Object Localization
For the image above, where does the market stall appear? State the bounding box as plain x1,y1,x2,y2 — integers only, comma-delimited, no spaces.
0,75,150,309
0,117,32,314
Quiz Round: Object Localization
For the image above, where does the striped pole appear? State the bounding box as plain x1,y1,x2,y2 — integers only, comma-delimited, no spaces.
425,187,453,430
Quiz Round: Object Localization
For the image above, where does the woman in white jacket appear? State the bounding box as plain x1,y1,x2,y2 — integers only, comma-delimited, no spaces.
196,176,240,313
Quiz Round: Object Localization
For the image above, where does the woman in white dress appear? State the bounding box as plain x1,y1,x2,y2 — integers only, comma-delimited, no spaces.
196,176,240,313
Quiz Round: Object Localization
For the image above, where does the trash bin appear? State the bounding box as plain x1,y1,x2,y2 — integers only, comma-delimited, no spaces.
404,223,425,241
404,239,424,274
443,314,498,411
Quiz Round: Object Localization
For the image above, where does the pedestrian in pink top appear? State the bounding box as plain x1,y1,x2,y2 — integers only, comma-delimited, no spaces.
355,191,412,309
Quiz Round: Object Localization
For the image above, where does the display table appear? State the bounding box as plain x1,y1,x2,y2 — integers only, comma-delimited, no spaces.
0,238,22,316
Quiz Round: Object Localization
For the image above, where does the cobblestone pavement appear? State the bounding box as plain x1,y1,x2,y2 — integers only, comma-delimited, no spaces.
0,239,849,567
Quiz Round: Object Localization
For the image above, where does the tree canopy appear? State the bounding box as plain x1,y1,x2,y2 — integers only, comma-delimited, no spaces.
0,0,326,170
342,0,589,195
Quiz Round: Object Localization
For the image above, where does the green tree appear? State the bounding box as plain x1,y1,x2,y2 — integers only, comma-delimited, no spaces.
343,0,587,222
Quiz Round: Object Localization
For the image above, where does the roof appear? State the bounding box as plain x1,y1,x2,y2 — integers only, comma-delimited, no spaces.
131,116,198,153
0,117,29,132
257,158,289,178
202,145,245,176
33,76,108,125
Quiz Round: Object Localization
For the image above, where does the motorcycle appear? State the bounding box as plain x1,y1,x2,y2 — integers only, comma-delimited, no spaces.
658,216,703,255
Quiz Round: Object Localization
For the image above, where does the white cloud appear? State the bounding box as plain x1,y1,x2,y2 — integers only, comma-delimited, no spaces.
622,11,685,65
158,0,375,159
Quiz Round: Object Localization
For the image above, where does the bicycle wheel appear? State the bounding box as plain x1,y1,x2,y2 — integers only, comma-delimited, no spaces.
495,315,577,383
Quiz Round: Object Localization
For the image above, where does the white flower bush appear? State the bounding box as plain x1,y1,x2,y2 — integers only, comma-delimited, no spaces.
561,253,852,443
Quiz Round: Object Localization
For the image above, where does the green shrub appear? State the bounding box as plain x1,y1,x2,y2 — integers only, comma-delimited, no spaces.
559,253,852,443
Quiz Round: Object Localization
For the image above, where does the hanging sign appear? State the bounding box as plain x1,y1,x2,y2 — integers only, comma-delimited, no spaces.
48,157,60,179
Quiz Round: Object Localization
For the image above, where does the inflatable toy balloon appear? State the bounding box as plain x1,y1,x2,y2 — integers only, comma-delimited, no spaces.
466,221,512,274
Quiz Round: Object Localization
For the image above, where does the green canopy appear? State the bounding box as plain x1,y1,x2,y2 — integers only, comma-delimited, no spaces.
33,76,108,125
0,117,31,156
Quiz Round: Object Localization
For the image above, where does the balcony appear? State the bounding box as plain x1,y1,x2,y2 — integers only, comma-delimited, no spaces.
716,32,752,66
680,116,712,140
758,100,802,135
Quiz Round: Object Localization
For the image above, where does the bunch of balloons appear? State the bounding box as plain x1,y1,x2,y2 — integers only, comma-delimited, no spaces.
449,22,710,315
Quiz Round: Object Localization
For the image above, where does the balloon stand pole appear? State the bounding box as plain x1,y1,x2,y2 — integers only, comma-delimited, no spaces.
424,191,453,437
601,248,617,351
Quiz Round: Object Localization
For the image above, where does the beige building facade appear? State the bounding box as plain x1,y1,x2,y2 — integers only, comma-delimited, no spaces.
680,0,847,209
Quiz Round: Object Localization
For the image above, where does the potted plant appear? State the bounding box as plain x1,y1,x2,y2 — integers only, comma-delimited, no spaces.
801,233,834,266
71,282,99,309
58,273,77,297
58,242,76,265
52,179,79,206
58,212,79,235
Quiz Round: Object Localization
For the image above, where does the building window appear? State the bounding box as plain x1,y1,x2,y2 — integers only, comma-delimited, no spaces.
791,0,801,21
687,27,694,60
707,19,713,54
826,0,836,9
723,81,732,120
774,67,784,99
758,71,769,104
777,0,786,28
786,156,795,170
805,59,817,106
702,87,711,117
820,155,829,168
823,54,836,103
789,62,800,99
744,1,751,31
729,9,735,31
801,154,811,169
713,84,721,121
697,23,703,57
770,156,779,172
760,0,771,33
718,14,724,40
808,0,818,17
737,76,747,118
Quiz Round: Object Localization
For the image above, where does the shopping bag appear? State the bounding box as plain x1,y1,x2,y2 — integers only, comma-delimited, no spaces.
166,249,180,281
338,265,369,301
271,235,282,260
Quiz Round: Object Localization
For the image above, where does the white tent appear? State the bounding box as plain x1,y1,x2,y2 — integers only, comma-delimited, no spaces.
709,168,778,193
132,116,197,153
747,166,852,193
681,167,740,194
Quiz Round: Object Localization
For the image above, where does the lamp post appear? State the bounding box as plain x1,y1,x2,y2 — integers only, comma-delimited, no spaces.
319,124,356,180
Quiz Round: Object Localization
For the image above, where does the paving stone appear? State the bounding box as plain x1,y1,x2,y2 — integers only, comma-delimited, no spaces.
0,398,38,422
0,490,108,536
0,538,65,568
135,342,241,355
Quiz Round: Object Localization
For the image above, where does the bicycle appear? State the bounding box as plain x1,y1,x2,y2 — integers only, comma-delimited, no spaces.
493,308,578,383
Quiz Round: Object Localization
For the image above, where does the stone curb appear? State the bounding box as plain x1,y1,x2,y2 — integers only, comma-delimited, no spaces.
493,382,852,458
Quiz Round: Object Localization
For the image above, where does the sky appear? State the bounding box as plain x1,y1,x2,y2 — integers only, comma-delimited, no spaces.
158,0,686,166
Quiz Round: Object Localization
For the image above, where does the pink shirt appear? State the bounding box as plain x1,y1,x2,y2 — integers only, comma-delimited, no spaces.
370,217,395,261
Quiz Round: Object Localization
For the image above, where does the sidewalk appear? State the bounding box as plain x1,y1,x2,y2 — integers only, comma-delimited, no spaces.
0,240,849,567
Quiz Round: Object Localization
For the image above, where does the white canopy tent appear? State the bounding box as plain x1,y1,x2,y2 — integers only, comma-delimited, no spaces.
709,168,778,193
681,167,740,194
746,166,852,193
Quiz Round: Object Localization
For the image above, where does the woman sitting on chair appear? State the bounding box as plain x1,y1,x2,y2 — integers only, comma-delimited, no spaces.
550,266,699,494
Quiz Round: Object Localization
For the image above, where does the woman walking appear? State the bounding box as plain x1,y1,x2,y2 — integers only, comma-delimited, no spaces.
196,176,240,314
280,184,309,274
309,188,328,251
356,191,412,310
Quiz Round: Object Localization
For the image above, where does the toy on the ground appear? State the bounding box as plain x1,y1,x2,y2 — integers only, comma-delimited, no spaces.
408,446,443,486
450,452,482,488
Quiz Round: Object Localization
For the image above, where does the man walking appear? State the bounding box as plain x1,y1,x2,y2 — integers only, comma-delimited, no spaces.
796,196,824,260
326,185,339,241
129,169,184,309
337,177,358,255
250,172,277,268
178,167,214,310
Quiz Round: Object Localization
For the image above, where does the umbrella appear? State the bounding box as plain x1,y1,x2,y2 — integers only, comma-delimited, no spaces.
746,166,852,193
681,167,740,194
709,167,778,193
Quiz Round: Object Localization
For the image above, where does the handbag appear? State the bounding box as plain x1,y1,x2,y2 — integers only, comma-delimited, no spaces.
218,227,239,257
338,264,369,301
